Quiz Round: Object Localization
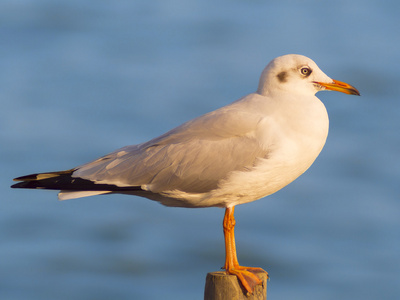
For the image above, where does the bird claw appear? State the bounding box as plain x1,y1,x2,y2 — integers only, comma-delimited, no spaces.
225,266,268,294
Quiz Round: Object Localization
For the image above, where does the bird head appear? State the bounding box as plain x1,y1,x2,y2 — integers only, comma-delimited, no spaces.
257,54,360,97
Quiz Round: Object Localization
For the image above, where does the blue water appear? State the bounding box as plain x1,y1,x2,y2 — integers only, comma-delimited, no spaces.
1,1,399,299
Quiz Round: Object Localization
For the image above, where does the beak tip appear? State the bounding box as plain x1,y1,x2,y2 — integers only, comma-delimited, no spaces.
351,88,361,96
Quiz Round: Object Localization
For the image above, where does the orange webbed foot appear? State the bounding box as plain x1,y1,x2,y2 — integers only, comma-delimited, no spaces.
225,266,268,294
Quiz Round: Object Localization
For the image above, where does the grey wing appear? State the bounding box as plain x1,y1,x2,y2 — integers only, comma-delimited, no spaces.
73,102,269,194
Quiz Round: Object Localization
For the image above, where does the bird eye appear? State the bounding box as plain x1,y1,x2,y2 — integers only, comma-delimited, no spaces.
300,67,312,76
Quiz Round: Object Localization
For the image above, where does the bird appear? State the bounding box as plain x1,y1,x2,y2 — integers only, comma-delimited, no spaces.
11,54,360,294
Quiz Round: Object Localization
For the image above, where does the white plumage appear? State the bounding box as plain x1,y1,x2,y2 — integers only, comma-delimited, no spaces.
13,54,360,209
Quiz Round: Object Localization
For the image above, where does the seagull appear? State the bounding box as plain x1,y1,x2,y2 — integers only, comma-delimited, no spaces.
11,54,360,294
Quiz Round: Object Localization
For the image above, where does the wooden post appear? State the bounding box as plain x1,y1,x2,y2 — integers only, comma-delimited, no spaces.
204,271,267,300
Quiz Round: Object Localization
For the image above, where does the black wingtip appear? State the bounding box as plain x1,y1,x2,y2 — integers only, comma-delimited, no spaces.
13,173,40,182
11,181,34,189
12,173,42,189
11,169,76,189
11,169,143,192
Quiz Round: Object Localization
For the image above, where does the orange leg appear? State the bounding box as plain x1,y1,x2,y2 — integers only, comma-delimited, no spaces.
222,206,268,294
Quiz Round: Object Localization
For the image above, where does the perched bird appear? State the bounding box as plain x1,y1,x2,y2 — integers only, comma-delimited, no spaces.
12,54,360,294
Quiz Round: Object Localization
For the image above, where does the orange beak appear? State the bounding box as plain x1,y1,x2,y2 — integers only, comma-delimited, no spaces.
315,79,360,96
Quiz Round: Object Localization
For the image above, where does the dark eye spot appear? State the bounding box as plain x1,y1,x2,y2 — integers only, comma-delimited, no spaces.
300,67,312,77
277,71,288,83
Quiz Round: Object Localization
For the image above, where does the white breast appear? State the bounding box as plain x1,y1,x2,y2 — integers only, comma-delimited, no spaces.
191,93,329,208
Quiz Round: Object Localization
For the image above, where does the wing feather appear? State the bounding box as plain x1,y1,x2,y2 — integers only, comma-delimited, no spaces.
73,94,271,193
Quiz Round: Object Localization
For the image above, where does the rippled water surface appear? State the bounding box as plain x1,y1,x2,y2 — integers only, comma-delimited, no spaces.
1,1,399,299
